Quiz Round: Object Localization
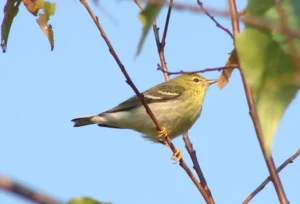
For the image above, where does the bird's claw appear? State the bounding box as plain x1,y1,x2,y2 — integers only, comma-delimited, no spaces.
157,127,182,163
157,127,168,142
171,149,182,163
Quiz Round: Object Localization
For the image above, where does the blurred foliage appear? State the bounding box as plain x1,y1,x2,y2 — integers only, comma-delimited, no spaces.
1,0,56,52
68,197,112,204
136,0,165,56
236,0,300,156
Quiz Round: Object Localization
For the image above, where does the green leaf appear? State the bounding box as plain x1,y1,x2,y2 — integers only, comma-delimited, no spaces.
67,197,112,204
264,1,300,54
44,1,56,17
1,0,22,53
236,0,300,156
136,0,165,57
245,0,273,16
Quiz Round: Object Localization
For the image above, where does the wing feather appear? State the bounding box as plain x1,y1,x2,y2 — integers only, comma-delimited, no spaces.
101,84,185,114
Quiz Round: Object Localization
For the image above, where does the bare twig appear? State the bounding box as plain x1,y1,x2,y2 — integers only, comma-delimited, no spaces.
137,0,231,17
228,0,239,34
159,2,215,200
157,64,237,75
157,0,172,81
133,0,169,80
134,1,214,203
197,0,233,39
80,0,211,202
228,0,289,203
0,175,60,204
182,132,212,198
161,1,214,202
134,0,300,39
238,8,246,17
243,148,300,204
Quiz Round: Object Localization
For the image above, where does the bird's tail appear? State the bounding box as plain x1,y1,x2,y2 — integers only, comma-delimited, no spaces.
71,115,103,127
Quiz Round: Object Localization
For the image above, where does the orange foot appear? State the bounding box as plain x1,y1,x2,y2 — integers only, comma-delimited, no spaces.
171,149,182,163
157,127,168,143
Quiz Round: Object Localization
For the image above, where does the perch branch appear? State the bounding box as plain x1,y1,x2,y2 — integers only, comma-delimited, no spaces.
134,1,215,202
80,0,211,203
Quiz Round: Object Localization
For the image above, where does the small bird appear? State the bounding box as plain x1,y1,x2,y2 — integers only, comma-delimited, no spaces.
72,74,217,160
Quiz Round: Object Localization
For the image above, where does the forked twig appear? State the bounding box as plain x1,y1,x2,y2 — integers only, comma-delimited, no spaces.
0,175,60,204
134,1,215,202
228,0,288,203
80,0,211,202
243,149,300,203
197,0,233,39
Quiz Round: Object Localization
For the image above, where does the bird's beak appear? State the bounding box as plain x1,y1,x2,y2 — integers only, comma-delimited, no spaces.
207,79,218,85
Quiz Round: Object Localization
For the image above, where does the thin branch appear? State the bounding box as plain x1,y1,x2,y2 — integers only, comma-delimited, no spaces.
133,0,169,80
161,1,214,202
133,0,161,55
228,0,289,203
134,0,300,39
137,0,231,17
80,0,211,202
243,148,300,204
134,1,214,203
157,64,237,75
0,175,60,204
157,0,172,81
228,0,239,35
238,8,246,17
182,132,212,198
197,0,233,39
160,1,214,201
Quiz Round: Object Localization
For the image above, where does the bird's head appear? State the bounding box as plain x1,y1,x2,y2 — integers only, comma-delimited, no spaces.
173,73,217,91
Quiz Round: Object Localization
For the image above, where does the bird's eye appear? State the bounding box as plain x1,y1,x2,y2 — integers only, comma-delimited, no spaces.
193,78,200,82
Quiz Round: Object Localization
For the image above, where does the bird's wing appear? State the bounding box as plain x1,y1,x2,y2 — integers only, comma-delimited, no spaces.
102,84,186,114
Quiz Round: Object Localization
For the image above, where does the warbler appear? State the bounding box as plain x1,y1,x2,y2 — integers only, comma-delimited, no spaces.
72,74,217,160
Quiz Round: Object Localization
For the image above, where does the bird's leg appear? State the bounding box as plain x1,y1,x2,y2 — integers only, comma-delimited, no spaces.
157,127,182,162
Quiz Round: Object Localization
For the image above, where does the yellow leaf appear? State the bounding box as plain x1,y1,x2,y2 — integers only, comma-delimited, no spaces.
217,49,238,89
22,0,44,16
44,1,56,17
36,13,54,51
1,0,22,53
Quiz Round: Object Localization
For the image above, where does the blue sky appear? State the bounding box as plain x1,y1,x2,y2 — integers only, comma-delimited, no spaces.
0,0,299,203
